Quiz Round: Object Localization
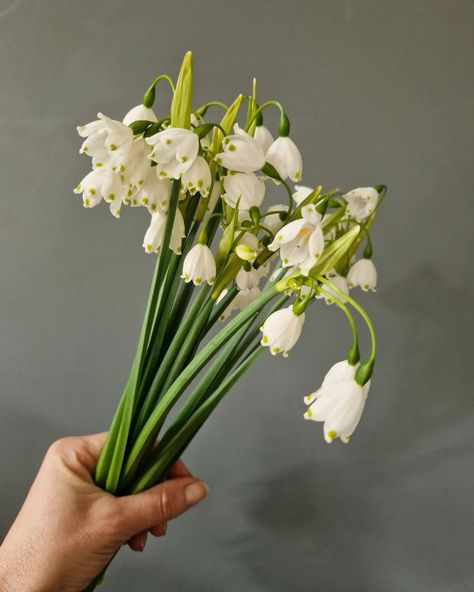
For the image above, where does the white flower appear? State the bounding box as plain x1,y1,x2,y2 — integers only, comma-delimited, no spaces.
98,112,134,154
146,128,199,180
143,209,185,254
265,136,302,182
260,305,305,357
304,361,370,443
222,172,265,210
206,180,222,213
73,169,106,208
181,244,216,286
137,170,171,214
344,187,378,221
320,273,349,304
122,104,158,126
347,259,377,292
293,185,313,205
263,204,288,234
253,124,274,154
215,125,266,173
220,286,261,320
235,266,262,290
181,155,212,196
268,204,324,274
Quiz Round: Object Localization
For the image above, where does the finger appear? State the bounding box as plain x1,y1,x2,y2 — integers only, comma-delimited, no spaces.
168,458,192,479
149,522,167,537
128,531,148,552
117,477,208,537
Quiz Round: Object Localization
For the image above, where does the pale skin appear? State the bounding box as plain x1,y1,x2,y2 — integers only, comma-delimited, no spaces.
0,433,208,592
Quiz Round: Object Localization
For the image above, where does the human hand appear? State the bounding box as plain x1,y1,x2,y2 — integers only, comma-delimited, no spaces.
0,433,208,592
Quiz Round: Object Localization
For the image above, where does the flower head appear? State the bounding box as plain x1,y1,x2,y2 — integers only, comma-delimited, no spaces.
260,305,305,357
181,243,216,285
181,155,212,196
347,258,377,292
143,209,185,254
268,204,324,274
319,273,349,304
146,128,199,180
215,125,266,173
344,187,378,221
265,136,302,182
222,172,265,210
253,124,274,154
122,104,158,126
304,361,370,443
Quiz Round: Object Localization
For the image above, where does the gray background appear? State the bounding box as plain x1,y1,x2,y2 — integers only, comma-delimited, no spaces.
0,0,473,590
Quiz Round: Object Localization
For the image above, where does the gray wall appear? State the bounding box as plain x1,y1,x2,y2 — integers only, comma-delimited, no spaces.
1,1,473,590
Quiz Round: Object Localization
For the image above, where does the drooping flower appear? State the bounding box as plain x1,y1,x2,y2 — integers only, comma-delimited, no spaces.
319,273,349,304
268,204,324,274
122,104,158,126
220,286,262,320
137,170,171,214
181,244,216,285
235,266,262,290
222,172,265,210
260,305,305,357
347,258,377,292
97,112,134,154
215,125,266,173
143,209,185,254
344,187,378,221
253,124,274,154
146,128,199,180
262,204,288,234
265,136,303,182
293,185,313,205
73,169,107,209
181,155,212,196
304,361,371,443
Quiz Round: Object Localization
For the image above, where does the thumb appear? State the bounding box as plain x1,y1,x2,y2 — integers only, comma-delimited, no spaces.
116,477,208,537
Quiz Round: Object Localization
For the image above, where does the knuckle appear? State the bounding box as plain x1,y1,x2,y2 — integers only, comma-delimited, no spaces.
156,487,175,521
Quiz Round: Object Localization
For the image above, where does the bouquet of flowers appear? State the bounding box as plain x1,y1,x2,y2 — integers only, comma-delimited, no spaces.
74,52,386,589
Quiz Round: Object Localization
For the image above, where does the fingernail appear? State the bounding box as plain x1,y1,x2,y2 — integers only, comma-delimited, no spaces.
138,532,147,551
185,481,208,507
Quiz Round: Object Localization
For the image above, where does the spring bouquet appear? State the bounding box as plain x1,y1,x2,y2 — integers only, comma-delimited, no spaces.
74,52,386,588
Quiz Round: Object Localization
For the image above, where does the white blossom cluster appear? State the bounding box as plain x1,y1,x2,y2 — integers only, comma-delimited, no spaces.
74,90,382,445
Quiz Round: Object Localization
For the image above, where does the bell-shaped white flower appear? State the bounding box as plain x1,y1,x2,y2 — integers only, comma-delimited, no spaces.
253,124,274,154
265,136,303,182
263,204,288,234
181,243,216,286
268,204,324,273
235,266,262,290
137,170,171,214
344,187,378,221
222,172,265,210
347,258,377,292
146,128,199,180
320,273,349,304
73,169,106,208
215,125,266,173
220,286,261,320
293,185,313,205
304,361,370,443
260,305,305,357
122,104,158,126
98,112,134,153
181,155,212,196
143,209,185,255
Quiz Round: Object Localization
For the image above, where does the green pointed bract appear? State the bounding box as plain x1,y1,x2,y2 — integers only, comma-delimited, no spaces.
171,51,193,129
309,225,361,278
211,93,243,154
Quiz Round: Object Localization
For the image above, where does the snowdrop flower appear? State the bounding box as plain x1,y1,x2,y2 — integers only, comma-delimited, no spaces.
222,172,265,210
181,244,216,286
137,171,171,214
260,305,305,357
220,286,261,320
304,361,371,443
293,185,313,205
181,155,212,196
215,125,266,173
268,204,324,274
253,124,274,154
320,273,349,304
265,136,303,182
74,169,107,208
143,209,185,254
235,266,262,290
122,104,158,126
146,128,199,180
347,258,377,292
344,187,378,221
98,113,134,154
262,204,288,234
